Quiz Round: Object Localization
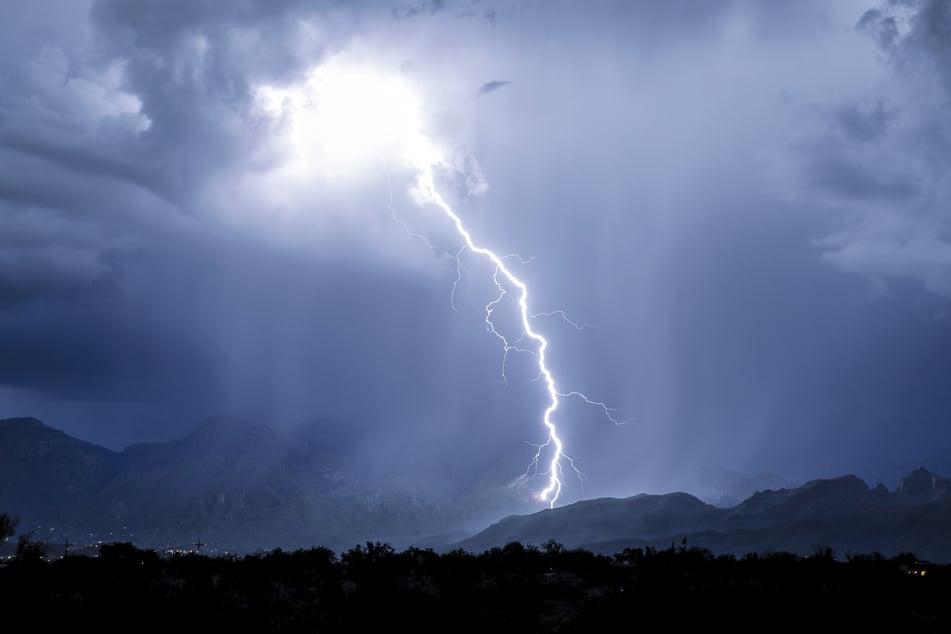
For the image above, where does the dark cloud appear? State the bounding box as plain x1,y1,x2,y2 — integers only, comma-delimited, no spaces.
908,0,951,88
392,0,502,22
833,100,894,143
393,0,446,20
805,151,919,202
860,0,951,91
856,8,899,49
0,130,154,192
797,0,951,299
476,80,511,96
87,0,340,200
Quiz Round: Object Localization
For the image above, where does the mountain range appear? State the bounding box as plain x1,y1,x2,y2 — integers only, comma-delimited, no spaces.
457,468,951,561
0,416,523,552
2,416,950,561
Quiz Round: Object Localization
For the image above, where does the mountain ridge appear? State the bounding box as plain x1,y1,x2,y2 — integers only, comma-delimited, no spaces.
455,468,951,561
0,416,527,552
2,417,949,560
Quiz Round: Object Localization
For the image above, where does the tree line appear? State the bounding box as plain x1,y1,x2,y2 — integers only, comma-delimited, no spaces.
1,512,948,631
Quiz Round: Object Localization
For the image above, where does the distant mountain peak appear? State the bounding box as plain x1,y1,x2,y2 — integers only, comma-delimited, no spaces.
896,467,950,502
180,415,274,444
800,473,868,490
193,414,259,432
0,416,110,448
1,416,49,429
690,466,797,508
0,417,117,517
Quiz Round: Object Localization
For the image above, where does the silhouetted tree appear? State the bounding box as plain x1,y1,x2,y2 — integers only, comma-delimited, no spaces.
14,531,47,562
0,512,16,543
342,541,395,566
99,541,157,562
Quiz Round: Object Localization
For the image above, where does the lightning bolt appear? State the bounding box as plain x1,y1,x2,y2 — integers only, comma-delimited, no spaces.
260,62,622,508
408,163,620,507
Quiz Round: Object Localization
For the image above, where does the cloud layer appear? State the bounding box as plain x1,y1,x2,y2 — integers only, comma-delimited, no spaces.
2,0,951,512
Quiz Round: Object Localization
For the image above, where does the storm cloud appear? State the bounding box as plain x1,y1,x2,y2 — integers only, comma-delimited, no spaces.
2,0,950,512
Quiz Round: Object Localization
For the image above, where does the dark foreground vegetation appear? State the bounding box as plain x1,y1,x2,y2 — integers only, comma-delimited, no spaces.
1,535,949,632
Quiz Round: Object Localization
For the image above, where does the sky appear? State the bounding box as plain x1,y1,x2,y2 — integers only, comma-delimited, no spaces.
2,0,951,508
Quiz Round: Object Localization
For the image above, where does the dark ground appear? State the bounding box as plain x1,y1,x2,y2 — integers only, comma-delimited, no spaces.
1,540,948,632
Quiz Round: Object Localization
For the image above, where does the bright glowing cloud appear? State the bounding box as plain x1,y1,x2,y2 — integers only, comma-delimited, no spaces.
254,57,441,179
